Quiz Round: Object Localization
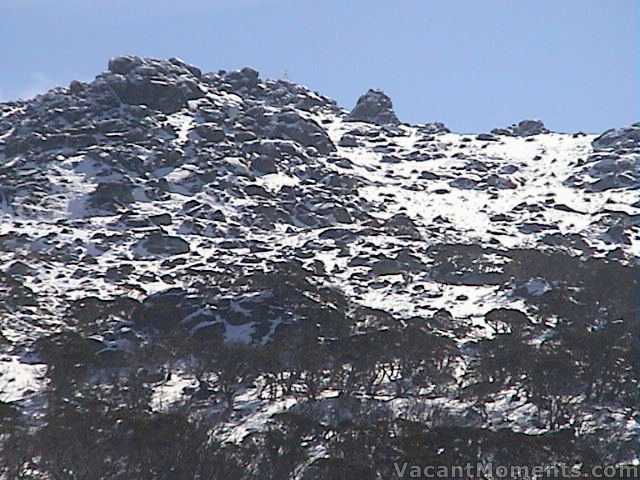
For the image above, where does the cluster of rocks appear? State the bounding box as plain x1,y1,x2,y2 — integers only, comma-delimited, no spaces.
592,123,640,152
0,57,364,228
563,124,640,192
491,119,549,137
102,56,206,113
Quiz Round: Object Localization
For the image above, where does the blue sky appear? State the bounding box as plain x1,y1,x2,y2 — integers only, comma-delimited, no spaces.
0,0,637,132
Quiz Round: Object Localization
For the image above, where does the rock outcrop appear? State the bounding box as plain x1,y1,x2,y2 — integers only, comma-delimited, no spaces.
347,89,400,125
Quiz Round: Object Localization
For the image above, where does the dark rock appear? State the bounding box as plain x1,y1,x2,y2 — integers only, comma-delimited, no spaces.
384,213,421,239
327,205,353,223
338,134,360,147
492,119,549,137
134,288,201,331
605,223,631,245
244,185,271,197
5,261,32,277
108,75,199,113
518,222,555,234
319,228,357,241
347,89,400,125
450,177,479,189
271,112,335,154
251,156,277,174
418,122,450,135
592,125,640,151
234,130,258,142
103,57,205,113
68,133,97,149
137,232,190,256
168,57,202,79
108,55,144,75
149,213,173,226
477,133,499,142
513,120,548,136
586,174,636,192
68,80,86,95
486,175,517,189
195,124,226,142
225,67,260,90
89,182,135,210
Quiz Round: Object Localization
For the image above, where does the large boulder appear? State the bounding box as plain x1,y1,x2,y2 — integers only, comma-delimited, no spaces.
565,126,640,192
592,124,640,151
492,119,549,137
133,288,201,331
347,89,400,125
107,55,144,75
136,232,190,256
384,213,422,239
513,119,548,136
107,75,201,114
251,156,277,174
104,56,205,114
89,181,135,211
271,111,336,154
194,123,226,142
223,67,260,90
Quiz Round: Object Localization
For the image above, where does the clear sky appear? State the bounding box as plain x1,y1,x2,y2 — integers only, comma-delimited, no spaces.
0,0,637,133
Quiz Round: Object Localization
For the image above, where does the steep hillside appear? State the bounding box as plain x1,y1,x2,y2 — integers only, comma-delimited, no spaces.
0,57,639,477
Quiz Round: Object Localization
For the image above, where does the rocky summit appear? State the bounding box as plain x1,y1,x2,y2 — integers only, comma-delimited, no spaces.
1,56,639,476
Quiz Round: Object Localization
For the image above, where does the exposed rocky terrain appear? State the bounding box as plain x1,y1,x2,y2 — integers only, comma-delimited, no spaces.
0,56,639,478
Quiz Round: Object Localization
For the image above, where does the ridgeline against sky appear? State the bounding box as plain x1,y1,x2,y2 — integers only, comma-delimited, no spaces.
0,0,637,132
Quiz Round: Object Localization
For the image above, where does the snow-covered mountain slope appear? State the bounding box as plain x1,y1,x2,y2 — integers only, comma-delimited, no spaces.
1,57,639,470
